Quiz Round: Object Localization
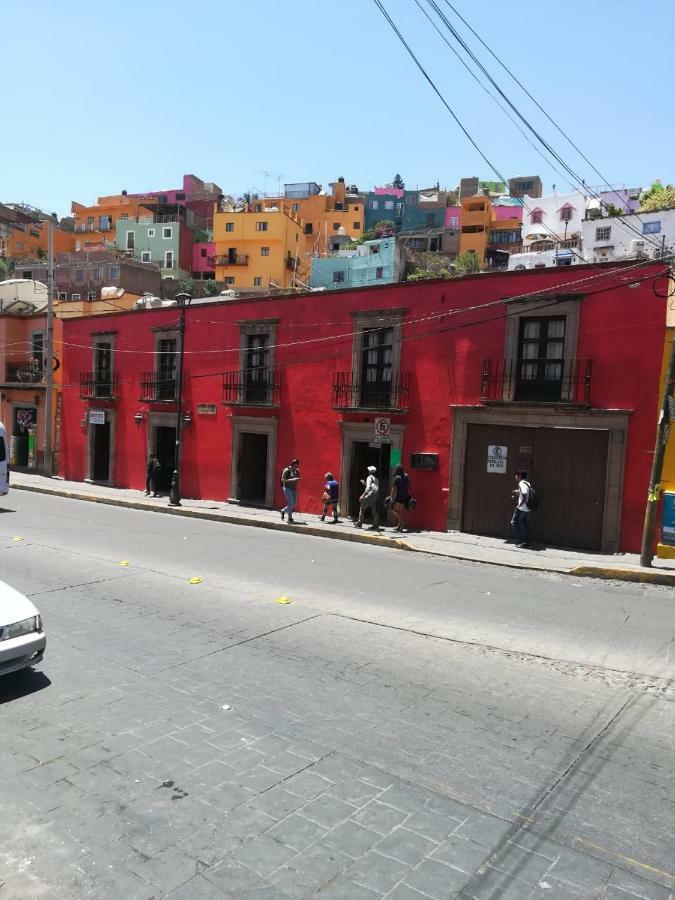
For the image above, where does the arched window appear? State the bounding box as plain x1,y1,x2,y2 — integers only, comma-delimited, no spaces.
530,209,543,224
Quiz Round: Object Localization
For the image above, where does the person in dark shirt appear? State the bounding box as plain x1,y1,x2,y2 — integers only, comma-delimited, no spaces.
390,463,411,532
320,472,340,523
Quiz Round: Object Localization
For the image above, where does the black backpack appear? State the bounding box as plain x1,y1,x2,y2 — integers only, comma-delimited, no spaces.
525,481,539,511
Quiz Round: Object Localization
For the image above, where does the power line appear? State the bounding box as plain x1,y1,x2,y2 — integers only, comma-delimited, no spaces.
422,0,662,253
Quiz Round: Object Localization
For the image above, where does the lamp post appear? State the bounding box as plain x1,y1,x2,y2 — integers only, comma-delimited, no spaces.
168,291,192,507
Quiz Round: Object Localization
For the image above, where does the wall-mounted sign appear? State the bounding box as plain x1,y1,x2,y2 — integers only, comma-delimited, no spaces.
374,417,391,444
519,445,533,455
197,403,217,415
411,452,438,470
487,445,507,474
89,410,105,425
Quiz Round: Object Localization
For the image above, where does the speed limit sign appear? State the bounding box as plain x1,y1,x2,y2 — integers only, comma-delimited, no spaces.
374,417,391,443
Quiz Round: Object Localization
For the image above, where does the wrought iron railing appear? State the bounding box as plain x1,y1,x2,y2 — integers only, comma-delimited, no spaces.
80,372,118,399
480,358,593,404
332,371,411,410
222,369,279,405
140,371,179,402
4,360,43,383
215,255,249,267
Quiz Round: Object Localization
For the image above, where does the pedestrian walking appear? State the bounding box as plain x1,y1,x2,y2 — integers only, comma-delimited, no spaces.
355,465,380,530
145,453,161,497
511,469,532,548
280,458,300,523
320,472,340,523
390,463,411,532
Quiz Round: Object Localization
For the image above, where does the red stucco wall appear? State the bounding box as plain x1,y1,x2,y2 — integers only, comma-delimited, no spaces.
58,262,668,551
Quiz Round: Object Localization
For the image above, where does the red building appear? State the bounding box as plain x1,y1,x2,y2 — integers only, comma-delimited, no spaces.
58,261,668,553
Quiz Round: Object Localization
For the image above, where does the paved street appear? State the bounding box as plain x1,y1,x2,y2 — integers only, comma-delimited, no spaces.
0,491,673,900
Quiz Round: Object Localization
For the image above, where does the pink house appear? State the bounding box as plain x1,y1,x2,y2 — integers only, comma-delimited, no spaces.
192,242,216,279
445,206,461,229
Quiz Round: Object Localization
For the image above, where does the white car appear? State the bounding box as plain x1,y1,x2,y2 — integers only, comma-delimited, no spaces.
0,581,46,676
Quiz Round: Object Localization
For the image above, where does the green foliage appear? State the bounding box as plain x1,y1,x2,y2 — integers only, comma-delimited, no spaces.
605,204,623,217
407,250,479,282
640,184,675,212
454,251,480,275
204,279,218,295
392,173,405,190
0,256,15,280
178,278,195,294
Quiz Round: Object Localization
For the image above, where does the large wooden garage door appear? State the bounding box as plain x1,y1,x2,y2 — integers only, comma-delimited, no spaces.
462,424,609,551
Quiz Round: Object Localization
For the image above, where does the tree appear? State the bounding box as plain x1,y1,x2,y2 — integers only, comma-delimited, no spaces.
407,253,455,281
640,184,675,212
204,279,218,295
0,256,15,280
178,278,195,294
392,174,405,190
407,250,479,282
453,251,480,276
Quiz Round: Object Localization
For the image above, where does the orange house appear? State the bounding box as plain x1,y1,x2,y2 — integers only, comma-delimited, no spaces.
459,196,522,266
71,194,155,251
6,218,75,261
264,178,364,259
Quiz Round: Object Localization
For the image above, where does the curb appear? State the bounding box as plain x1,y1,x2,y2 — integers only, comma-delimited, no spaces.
10,481,675,586
10,482,412,553
570,565,675,587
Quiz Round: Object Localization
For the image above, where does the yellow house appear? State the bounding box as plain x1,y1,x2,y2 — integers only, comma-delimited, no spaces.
656,283,675,557
213,205,307,291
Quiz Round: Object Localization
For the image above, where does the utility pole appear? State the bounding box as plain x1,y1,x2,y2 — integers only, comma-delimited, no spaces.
640,333,675,566
43,219,54,476
168,292,192,507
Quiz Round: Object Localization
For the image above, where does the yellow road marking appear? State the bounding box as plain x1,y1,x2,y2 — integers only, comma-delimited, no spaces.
574,837,674,880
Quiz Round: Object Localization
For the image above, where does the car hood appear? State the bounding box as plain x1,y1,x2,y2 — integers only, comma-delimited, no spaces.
0,580,39,626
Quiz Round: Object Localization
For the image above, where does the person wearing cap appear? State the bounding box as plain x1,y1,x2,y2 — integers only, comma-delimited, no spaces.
355,465,380,530
280,458,300,523
320,472,340,524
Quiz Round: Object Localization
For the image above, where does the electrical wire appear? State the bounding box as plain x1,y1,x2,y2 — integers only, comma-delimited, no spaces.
421,0,663,253
45,262,669,392
47,256,670,359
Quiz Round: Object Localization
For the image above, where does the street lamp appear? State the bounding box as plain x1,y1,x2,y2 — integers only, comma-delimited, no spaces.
168,291,192,507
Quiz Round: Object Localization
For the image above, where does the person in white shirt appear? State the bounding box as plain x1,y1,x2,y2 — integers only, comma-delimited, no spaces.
511,469,531,547
355,465,380,530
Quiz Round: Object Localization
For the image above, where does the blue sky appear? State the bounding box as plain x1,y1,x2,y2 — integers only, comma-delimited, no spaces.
2,0,673,216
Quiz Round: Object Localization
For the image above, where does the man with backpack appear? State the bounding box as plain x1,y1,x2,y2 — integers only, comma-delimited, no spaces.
511,469,536,548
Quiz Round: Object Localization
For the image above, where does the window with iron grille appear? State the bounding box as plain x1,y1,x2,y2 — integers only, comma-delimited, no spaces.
515,317,566,402
530,209,543,224
595,226,611,241
560,205,573,222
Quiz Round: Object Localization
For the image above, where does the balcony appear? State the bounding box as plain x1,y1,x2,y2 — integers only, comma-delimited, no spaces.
215,254,249,267
222,369,279,406
140,371,179,402
4,359,43,384
480,358,592,404
74,223,97,233
332,371,411,411
80,372,118,400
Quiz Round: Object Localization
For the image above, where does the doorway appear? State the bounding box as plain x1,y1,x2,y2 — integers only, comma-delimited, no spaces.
154,425,176,492
12,407,37,467
348,440,391,520
462,423,608,550
237,431,268,504
92,420,111,482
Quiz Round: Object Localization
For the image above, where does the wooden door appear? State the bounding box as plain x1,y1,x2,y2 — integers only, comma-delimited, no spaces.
462,424,609,551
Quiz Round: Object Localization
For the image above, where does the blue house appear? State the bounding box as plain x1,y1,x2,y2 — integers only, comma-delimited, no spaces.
310,238,405,290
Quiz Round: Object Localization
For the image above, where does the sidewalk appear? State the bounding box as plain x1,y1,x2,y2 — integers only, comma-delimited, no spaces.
8,471,675,586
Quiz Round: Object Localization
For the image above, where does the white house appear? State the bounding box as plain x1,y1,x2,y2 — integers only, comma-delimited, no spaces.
521,190,587,250
581,207,675,263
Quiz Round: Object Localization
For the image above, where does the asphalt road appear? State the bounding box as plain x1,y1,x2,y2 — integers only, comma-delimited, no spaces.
0,491,673,900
